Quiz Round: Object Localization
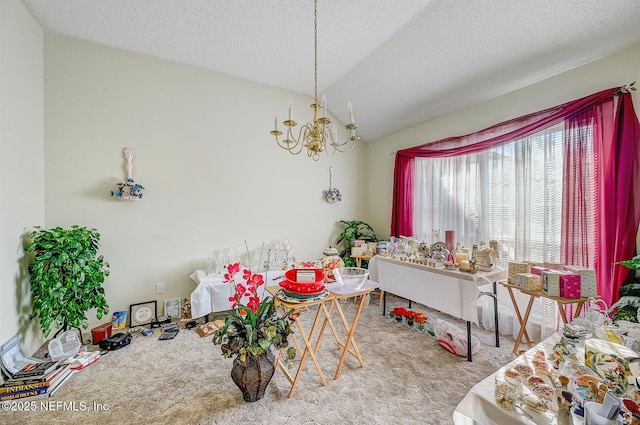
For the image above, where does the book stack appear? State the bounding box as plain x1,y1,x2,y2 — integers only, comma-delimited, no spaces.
0,334,76,401
0,363,74,401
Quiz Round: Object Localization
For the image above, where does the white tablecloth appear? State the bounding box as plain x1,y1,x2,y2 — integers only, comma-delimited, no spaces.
453,332,568,425
189,269,285,319
368,256,507,325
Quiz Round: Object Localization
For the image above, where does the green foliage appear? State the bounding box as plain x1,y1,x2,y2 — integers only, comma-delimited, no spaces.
336,220,378,262
25,226,110,337
213,299,295,364
620,283,640,298
618,255,640,271
612,305,639,323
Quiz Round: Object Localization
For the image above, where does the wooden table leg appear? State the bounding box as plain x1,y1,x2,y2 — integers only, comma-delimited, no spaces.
558,303,570,324
573,301,586,318
332,294,367,380
277,302,330,398
511,290,535,356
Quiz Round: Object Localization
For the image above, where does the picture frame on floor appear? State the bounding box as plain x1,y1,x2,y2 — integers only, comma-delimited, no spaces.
164,298,181,319
129,301,157,327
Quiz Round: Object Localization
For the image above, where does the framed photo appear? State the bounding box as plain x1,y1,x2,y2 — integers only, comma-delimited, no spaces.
112,311,127,329
129,301,157,327
164,298,181,319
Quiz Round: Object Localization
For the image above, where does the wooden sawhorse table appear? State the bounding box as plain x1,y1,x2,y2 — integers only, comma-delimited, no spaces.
267,285,373,397
499,280,600,356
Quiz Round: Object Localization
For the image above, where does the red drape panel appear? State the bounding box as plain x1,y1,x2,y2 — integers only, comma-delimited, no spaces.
561,104,607,268
391,155,414,237
597,94,640,305
391,88,640,305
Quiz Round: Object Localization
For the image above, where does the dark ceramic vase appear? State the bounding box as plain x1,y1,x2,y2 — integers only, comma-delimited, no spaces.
230,348,276,402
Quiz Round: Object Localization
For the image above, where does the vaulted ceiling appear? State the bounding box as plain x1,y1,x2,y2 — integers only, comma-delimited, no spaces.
21,0,640,142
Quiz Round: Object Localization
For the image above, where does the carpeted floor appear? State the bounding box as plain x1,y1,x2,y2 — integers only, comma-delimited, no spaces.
1,294,515,425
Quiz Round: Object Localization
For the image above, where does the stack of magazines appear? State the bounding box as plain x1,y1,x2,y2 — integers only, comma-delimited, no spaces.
0,335,75,401
63,350,100,370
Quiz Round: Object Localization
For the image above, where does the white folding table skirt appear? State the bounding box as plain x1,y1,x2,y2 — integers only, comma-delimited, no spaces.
368,255,507,361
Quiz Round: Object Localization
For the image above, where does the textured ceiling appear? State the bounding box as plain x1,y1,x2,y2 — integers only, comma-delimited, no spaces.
20,0,640,142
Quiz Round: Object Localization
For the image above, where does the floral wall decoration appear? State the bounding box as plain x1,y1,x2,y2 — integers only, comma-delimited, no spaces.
111,147,145,201
323,166,342,203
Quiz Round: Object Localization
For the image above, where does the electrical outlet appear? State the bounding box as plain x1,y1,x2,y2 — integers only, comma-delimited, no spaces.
156,282,164,294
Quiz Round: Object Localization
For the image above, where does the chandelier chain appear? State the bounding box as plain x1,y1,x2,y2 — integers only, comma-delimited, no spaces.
314,0,318,103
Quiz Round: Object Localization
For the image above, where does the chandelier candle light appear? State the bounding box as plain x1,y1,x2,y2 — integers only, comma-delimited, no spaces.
270,0,359,161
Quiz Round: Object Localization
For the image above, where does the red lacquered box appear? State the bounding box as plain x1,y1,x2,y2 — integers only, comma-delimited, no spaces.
91,322,112,344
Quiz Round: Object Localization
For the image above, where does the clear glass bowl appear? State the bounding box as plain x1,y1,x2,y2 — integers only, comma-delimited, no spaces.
333,267,369,289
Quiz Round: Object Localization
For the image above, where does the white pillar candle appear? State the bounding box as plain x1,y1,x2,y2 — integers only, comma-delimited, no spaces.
459,260,470,271
288,97,293,120
455,252,469,264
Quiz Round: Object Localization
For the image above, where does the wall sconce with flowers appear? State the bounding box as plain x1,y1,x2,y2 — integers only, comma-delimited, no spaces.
111,147,144,201
323,166,342,203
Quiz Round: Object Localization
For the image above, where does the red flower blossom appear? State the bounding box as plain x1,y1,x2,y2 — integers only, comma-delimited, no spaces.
391,307,409,317
248,272,264,287
224,263,241,282
246,295,260,313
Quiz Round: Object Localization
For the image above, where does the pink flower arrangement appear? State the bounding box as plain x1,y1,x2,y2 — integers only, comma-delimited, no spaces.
224,263,264,313
213,263,295,363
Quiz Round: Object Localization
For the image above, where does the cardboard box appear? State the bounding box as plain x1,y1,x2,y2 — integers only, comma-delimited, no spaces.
517,273,541,291
542,271,561,297
196,322,219,337
559,272,581,298
509,262,531,285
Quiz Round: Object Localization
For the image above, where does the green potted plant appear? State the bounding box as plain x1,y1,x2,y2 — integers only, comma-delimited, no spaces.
25,225,110,338
610,256,640,323
336,220,378,267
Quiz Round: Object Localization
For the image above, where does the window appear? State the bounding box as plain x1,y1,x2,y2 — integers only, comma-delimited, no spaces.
413,123,595,338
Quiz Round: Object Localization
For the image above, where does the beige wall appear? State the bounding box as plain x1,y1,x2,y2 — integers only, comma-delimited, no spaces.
0,0,45,355
42,34,364,331
364,43,640,241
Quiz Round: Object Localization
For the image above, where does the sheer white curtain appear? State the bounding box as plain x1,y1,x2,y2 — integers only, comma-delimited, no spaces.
414,124,568,342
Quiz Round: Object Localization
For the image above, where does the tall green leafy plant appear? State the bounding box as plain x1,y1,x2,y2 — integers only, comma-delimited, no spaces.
25,226,110,337
336,220,378,267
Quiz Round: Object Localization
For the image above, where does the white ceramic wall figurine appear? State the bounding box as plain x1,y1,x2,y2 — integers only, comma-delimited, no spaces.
111,147,145,201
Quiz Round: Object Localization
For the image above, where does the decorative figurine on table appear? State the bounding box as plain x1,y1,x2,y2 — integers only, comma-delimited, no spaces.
418,242,430,259
557,391,574,425
490,240,500,266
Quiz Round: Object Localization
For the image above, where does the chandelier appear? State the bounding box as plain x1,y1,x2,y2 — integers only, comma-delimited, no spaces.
270,0,359,161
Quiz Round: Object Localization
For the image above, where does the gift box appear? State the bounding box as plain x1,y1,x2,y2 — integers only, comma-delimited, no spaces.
517,273,541,291
531,266,550,276
509,262,531,285
559,272,581,299
544,262,565,271
564,265,598,298
542,271,561,297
